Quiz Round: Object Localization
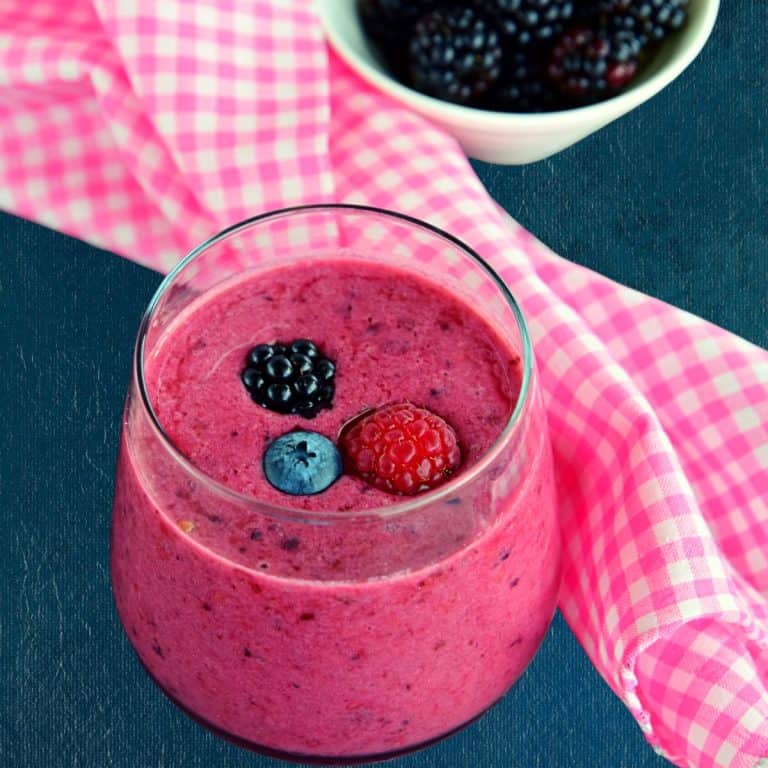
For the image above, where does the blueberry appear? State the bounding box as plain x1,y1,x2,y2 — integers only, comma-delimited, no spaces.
263,431,342,495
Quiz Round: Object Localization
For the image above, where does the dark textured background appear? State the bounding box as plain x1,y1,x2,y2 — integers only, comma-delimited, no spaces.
2,4,766,767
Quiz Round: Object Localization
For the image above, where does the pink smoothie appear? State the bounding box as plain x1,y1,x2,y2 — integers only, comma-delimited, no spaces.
111,258,560,759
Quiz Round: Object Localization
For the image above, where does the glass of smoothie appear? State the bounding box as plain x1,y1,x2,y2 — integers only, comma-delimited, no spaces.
111,204,561,763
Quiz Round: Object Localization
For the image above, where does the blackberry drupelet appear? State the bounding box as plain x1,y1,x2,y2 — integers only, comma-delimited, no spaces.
409,6,503,105
548,25,640,104
474,0,575,48
490,49,559,111
602,9,651,49
599,0,689,42
241,339,336,418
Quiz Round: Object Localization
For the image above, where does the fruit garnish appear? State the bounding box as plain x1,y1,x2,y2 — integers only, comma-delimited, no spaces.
599,0,689,42
339,403,462,496
263,431,342,496
242,339,335,418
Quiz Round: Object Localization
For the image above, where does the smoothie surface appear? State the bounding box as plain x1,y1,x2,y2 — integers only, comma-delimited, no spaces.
146,258,522,513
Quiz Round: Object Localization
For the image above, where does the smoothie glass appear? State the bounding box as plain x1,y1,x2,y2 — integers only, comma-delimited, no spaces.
111,205,561,763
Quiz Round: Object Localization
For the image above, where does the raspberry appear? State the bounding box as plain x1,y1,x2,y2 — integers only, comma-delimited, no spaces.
241,339,335,418
339,403,462,496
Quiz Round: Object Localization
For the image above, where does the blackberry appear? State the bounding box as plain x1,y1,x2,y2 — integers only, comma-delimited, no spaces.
409,6,503,105
572,2,602,23
358,0,438,77
474,0,575,48
599,0,689,43
358,0,437,26
241,339,336,418
548,25,640,105
602,10,651,49
489,50,559,112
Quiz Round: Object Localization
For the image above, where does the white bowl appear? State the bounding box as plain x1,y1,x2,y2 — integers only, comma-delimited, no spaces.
318,0,719,164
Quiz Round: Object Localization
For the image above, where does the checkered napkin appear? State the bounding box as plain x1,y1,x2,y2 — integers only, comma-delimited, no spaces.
1,2,766,766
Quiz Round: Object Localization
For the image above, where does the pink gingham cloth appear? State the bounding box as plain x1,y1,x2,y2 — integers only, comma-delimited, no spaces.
1,2,766,765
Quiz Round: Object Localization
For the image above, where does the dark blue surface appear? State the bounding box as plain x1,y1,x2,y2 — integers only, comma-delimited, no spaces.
2,4,766,767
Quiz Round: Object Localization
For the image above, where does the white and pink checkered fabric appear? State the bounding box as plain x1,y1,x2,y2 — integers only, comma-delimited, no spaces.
1,2,766,766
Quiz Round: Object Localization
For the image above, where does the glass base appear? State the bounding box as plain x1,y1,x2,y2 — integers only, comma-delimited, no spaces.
143,661,497,765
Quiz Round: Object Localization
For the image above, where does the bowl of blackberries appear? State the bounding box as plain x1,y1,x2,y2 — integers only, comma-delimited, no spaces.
318,0,719,163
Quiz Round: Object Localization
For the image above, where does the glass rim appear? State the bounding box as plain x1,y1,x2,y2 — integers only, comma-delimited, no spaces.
134,203,534,523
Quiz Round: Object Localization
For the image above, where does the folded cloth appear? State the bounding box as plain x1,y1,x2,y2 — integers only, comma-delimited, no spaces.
1,2,766,766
